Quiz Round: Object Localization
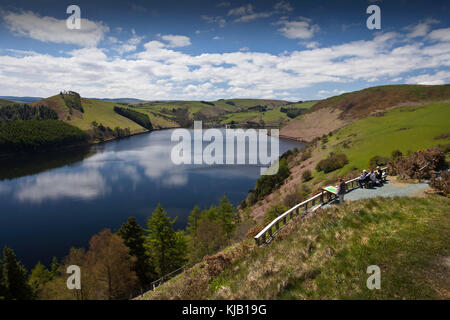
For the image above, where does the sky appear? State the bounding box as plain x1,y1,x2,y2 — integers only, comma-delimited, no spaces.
0,0,449,101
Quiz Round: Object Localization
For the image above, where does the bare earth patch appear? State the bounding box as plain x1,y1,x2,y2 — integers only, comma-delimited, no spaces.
280,108,348,142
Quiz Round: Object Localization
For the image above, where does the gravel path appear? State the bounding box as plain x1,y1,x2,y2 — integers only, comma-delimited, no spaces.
344,179,429,201
322,178,429,208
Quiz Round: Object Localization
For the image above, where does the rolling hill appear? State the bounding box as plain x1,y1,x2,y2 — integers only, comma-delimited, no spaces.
280,84,450,142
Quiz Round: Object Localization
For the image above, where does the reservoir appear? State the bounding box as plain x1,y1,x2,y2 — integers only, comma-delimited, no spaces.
0,129,302,268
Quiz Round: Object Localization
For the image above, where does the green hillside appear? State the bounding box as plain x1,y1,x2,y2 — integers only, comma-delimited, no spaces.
32,95,148,134
129,99,310,128
309,102,450,184
140,196,449,300
311,84,450,120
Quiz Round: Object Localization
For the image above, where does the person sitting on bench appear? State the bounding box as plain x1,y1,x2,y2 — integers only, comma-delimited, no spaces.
375,166,384,185
358,170,369,188
370,170,381,187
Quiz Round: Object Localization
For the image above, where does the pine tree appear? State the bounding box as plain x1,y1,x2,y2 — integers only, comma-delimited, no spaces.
28,261,52,298
2,247,33,300
217,195,236,238
117,217,156,286
50,256,60,277
145,204,187,276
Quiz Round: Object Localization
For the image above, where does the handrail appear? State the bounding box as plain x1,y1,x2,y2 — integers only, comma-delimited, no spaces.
254,167,387,245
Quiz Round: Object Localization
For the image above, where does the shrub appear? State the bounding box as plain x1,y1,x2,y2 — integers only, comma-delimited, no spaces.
316,153,348,173
369,155,390,167
264,204,288,224
430,171,450,196
391,149,403,159
302,169,312,182
245,225,264,239
438,143,450,154
301,150,312,161
205,253,232,277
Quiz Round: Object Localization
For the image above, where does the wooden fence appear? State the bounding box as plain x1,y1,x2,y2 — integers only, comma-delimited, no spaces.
254,167,387,245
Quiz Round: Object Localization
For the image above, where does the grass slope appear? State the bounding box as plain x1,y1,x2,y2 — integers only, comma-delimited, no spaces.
311,84,450,119
33,95,148,133
141,196,449,300
310,102,450,183
281,84,450,141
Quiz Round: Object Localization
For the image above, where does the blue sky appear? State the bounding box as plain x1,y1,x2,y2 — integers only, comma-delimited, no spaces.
0,0,449,100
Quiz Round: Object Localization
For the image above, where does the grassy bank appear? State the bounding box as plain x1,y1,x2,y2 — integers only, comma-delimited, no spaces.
141,196,449,300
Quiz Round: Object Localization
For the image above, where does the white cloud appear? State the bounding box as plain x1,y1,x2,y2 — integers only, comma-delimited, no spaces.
160,34,191,48
227,2,293,23
0,23,449,101
406,71,450,85
276,17,319,40
428,28,450,42
406,18,439,38
202,15,226,28
274,1,293,13
112,29,144,55
213,36,223,40
2,10,109,47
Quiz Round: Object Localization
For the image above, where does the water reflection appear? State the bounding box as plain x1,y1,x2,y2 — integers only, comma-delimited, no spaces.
0,129,302,268
14,170,109,203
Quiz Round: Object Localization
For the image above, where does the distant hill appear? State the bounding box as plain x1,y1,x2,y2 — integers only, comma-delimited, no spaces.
0,96,43,104
280,84,450,142
0,98,16,107
94,98,151,105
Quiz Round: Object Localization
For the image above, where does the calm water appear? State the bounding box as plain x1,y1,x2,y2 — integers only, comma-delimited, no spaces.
0,129,302,268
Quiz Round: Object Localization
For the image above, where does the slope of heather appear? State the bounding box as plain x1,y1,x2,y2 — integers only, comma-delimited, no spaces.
281,84,450,141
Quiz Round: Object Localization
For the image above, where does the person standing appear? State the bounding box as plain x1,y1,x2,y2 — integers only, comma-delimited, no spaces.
337,178,346,204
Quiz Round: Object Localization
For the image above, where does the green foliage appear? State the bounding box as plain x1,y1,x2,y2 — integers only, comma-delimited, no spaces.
145,204,187,275
0,104,58,121
369,155,390,167
392,149,403,159
248,157,291,204
1,247,33,300
174,108,192,127
60,91,84,113
302,169,312,182
114,106,153,130
117,217,157,286
280,107,307,119
89,121,131,141
264,204,288,224
186,196,238,262
316,153,348,173
28,262,52,298
0,120,88,154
